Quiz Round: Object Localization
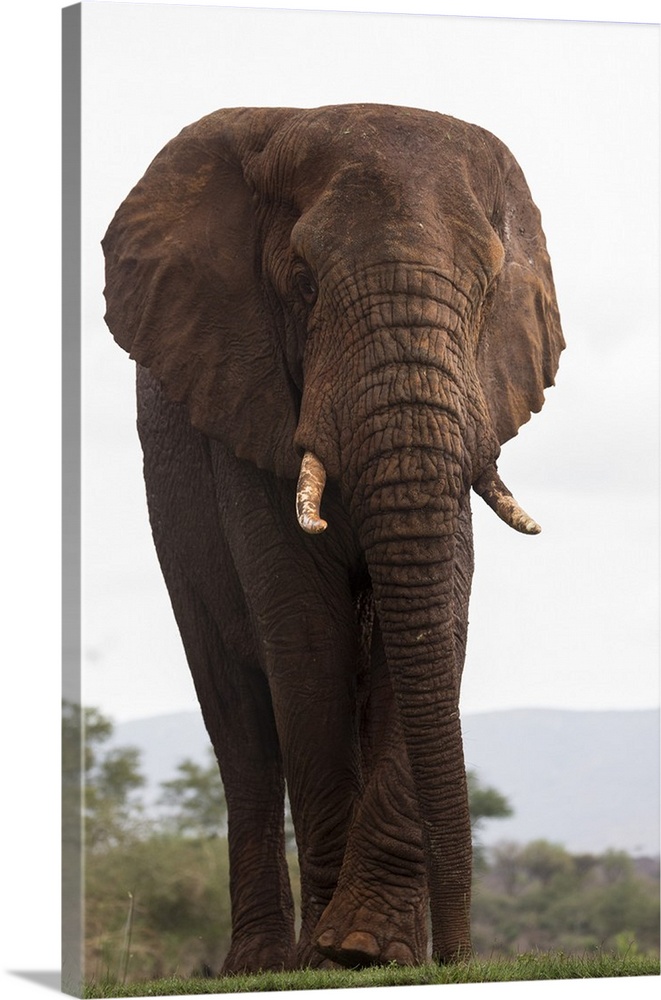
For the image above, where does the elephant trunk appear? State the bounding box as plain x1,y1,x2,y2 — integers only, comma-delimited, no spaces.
350,435,473,961
298,356,475,958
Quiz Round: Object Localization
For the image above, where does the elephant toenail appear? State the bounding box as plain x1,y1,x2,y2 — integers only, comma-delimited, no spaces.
340,931,380,959
317,929,336,949
383,941,416,965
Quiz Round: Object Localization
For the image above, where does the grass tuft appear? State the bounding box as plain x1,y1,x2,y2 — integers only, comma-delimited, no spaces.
83,951,660,997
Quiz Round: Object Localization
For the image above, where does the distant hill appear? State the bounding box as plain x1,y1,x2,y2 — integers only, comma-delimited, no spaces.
461,708,659,855
114,707,659,857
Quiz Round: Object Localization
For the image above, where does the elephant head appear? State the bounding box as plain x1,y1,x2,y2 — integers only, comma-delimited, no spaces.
103,104,563,961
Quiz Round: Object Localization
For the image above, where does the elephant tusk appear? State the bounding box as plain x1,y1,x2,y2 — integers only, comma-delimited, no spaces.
296,451,328,534
472,465,541,535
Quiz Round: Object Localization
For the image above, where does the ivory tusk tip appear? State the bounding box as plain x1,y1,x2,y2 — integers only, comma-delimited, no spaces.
299,515,328,535
296,450,328,535
473,465,543,536
501,508,542,536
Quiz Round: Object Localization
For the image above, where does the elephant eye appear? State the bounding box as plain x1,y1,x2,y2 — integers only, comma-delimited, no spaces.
293,266,318,306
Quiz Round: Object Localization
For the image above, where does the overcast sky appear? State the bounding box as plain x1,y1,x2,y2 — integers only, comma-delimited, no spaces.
78,1,659,724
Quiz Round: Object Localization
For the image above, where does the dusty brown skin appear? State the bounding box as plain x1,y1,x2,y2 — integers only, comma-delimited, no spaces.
103,104,564,971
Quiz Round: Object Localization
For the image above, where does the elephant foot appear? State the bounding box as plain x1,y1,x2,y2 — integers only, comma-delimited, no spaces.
221,935,295,975
294,931,343,970
314,895,426,968
317,928,417,967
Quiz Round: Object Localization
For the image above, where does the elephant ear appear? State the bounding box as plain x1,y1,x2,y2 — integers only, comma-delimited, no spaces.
102,108,301,478
476,138,565,445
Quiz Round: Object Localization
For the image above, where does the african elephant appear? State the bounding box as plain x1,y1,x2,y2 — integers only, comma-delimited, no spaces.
102,103,563,971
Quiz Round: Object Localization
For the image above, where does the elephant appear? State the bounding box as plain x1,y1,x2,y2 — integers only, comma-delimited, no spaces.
102,103,564,972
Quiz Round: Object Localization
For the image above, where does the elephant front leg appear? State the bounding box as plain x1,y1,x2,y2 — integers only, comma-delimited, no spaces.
191,662,297,975
313,629,429,967
315,768,428,967
222,774,297,975
212,457,365,968
266,639,361,970
154,552,297,975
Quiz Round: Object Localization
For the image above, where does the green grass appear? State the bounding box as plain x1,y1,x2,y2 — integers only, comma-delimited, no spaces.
84,951,660,997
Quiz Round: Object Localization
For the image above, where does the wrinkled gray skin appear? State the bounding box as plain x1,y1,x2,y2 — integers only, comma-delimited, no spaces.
103,104,563,972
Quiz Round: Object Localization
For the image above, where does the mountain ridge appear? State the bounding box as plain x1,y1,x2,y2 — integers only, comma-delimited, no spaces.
113,706,659,856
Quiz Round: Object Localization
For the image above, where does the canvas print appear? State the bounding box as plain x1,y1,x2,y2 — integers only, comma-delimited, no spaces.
63,2,659,996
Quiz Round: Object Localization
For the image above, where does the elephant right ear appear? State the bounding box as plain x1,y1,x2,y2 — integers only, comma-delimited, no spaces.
476,137,565,446
102,108,301,478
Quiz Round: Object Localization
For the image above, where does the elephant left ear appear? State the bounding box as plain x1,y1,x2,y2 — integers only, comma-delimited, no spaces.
476,140,565,445
102,108,302,479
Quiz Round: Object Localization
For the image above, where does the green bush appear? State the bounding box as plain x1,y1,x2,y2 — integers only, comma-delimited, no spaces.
85,835,233,984
472,841,660,958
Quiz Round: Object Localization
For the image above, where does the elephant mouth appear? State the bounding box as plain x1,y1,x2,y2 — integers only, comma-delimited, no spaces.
296,450,541,536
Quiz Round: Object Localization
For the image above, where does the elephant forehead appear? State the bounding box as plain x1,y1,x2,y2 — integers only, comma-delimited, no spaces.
290,166,437,261
290,161,503,282
283,104,460,158
282,119,431,199
266,107,501,264
277,106,489,190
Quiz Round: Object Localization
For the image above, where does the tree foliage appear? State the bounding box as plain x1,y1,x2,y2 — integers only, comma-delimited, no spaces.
158,748,227,838
472,841,660,957
467,769,513,867
64,701,148,851
86,715,146,849
468,770,513,830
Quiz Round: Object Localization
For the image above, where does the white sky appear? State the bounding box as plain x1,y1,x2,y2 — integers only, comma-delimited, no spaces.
78,2,659,724
1,1,658,997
